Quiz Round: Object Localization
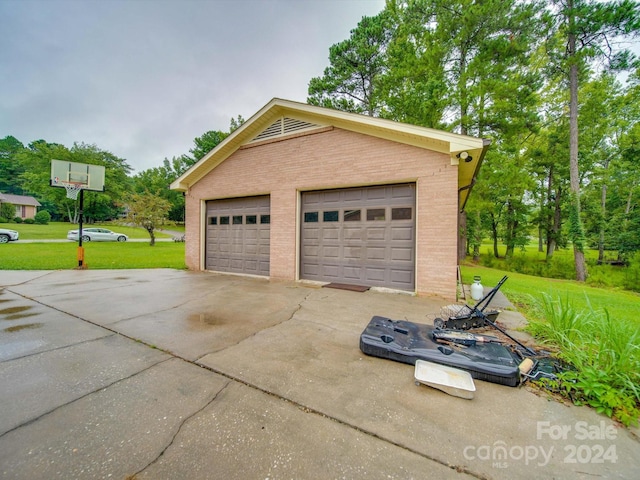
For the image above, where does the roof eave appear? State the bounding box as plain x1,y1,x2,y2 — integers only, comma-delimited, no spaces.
170,98,490,192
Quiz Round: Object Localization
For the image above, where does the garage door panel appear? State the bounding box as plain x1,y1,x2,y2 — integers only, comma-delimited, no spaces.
343,226,363,241
391,247,413,261
322,246,340,258
343,267,362,280
366,228,387,241
343,189,363,201
365,247,386,260
391,226,413,241
301,184,415,290
366,186,387,200
391,185,414,200
322,228,340,240
343,246,361,259
303,245,319,256
364,267,386,282
322,265,340,278
206,196,270,276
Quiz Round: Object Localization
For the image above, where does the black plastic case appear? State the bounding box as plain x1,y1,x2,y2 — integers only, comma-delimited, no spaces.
359,316,521,387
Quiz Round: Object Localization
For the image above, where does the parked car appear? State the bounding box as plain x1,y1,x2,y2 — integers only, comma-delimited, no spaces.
0,228,19,243
67,228,128,242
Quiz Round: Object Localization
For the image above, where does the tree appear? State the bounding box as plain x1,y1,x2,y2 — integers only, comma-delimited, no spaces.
187,130,229,163
308,12,392,115
229,115,245,133
16,141,133,222
0,135,25,194
134,122,239,222
546,0,640,281
383,0,544,135
126,192,171,246
133,161,185,222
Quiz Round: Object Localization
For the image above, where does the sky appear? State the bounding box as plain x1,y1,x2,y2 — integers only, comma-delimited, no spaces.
1,0,386,173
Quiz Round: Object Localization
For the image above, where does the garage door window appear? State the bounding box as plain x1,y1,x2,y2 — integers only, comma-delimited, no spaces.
392,207,412,220
233,215,243,224
323,211,339,222
367,208,386,221
209,217,217,225
304,212,319,223
344,209,361,221
220,216,230,225
261,214,270,224
246,215,257,225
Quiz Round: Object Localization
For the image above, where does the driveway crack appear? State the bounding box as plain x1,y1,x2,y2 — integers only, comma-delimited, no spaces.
128,381,231,479
192,290,315,363
0,357,172,438
0,333,115,364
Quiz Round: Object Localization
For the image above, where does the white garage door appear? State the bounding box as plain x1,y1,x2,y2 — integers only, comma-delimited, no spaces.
205,196,270,276
301,184,415,290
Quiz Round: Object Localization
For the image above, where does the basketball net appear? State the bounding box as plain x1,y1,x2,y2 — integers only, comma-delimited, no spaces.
62,182,83,200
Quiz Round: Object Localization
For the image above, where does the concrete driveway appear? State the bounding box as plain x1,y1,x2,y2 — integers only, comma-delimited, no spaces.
1,269,637,479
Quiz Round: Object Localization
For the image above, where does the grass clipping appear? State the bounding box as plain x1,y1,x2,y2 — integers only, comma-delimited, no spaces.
527,293,640,427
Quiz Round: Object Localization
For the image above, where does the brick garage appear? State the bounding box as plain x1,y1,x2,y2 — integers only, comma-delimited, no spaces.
171,99,489,299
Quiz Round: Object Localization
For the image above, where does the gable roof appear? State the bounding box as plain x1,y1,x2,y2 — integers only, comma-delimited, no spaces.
170,98,490,210
0,193,41,207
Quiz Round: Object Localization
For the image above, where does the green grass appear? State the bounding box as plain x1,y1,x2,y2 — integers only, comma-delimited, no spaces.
0,242,186,269
527,293,640,426
0,221,174,240
475,242,633,289
460,264,640,327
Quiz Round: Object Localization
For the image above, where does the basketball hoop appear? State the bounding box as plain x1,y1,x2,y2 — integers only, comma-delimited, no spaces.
61,182,83,200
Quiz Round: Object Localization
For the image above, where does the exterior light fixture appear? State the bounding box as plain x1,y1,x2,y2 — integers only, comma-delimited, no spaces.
457,151,473,163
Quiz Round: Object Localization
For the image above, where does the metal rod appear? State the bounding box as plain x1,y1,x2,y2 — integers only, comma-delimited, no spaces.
78,188,84,268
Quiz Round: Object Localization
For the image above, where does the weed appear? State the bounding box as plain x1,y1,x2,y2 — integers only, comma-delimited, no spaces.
528,293,640,427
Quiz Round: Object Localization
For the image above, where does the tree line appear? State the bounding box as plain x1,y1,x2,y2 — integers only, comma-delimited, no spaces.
0,117,244,226
308,0,640,279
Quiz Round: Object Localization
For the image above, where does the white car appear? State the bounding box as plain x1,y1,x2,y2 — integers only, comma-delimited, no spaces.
67,228,128,242
0,228,19,243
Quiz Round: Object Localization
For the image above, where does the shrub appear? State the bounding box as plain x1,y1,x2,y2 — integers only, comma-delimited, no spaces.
0,202,14,219
0,216,8,223
13,217,23,223
622,252,640,292
34,210,51,225
528,293,640,426
24,218,35,224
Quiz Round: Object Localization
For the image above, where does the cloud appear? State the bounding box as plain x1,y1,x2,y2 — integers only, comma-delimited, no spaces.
0,0,385,172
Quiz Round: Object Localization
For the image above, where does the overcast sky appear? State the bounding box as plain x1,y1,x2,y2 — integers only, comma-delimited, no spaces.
1,0,385,173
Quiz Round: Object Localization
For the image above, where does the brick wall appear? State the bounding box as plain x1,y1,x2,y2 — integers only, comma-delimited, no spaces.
185,127,458,299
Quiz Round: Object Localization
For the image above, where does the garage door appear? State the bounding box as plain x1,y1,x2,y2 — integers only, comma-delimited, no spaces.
301,184,415,290
205,196,270,276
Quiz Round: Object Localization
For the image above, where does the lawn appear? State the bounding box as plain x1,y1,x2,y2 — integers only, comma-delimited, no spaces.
0,242,186,269
0,221,175,240
460,264,640,327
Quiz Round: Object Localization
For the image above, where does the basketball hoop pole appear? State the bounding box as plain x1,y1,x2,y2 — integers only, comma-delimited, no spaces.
77,188,85,268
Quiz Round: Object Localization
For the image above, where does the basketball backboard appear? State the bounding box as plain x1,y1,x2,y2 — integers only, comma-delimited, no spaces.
50,159,105,192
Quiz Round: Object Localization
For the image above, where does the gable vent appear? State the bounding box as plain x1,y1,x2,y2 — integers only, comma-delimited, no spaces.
251,117,321,142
